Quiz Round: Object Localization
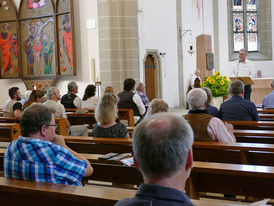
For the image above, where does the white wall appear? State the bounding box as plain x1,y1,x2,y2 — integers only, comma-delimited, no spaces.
0,0,99,105
181,0,214,96
138,0,180,107
218,1,274,77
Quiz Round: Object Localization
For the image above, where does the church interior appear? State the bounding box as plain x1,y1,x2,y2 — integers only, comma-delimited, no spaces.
0,0,273,205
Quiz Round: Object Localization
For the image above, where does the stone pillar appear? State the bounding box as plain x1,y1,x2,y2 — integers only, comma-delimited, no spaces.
196,34,213,81
97,0,140,92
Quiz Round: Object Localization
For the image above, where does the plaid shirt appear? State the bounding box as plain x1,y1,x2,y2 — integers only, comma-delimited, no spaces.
4,136,87,186
137,91,150,106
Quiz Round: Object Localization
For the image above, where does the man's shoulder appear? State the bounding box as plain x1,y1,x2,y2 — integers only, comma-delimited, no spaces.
114,198,135,206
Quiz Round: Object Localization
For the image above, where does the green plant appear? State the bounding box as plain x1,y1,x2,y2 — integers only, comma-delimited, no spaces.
202,71,231,97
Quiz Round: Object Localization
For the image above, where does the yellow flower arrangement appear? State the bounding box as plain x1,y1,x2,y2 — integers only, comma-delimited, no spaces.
202,70,231,97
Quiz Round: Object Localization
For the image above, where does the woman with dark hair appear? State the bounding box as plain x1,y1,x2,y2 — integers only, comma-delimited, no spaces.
22,90,44,110
82,84,98,109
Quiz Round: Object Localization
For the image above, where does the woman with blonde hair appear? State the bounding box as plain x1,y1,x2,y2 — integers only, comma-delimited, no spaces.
92,93,130,138
22,90,44,110
145,99,169,119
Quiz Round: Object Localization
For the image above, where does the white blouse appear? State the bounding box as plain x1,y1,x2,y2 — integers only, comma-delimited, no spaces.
82,96,99,110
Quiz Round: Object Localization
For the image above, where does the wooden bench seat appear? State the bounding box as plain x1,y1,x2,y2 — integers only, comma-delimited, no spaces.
66,108,134,127
226,121,274,130
193,142,274,166
0,176,252,206
257,108,274,113
187,161,274,199
0,123,20,142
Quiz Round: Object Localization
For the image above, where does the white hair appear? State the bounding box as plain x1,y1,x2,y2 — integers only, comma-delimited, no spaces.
187,88,207,110
47,87,58,99
239,48,247,54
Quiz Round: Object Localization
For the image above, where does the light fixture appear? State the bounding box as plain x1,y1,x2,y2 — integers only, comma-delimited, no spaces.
180,28,195,55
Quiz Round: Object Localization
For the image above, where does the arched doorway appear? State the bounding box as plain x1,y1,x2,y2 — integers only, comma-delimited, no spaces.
145,55,156,101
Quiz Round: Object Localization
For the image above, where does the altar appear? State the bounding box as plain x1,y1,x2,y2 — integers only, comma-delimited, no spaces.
251,78,273,104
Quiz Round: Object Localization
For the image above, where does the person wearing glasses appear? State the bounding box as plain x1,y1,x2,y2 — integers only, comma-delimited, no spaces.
4,104,93,186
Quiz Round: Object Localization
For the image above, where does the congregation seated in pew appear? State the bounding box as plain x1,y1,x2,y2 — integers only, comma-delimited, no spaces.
22,90,44,110
136,82,150,106
115,113,194,206
201,87,219,117
61,81,82,109
43,87,88,136
219,80,259,121
4,104,93,185
82,84,98,110
184,88,235,143
262,78,274,109
3,87,22,119
92,93,130,138
144,98,168,119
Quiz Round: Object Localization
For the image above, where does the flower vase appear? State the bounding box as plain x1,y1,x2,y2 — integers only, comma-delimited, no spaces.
212,97,223,110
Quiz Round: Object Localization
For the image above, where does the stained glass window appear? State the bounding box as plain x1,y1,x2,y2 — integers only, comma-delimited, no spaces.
232,0,258,52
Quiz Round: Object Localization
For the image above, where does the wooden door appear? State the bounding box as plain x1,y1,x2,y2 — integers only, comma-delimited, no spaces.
145,55,156,101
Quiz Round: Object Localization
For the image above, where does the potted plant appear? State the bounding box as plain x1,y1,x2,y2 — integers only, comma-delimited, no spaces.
202,71,231,109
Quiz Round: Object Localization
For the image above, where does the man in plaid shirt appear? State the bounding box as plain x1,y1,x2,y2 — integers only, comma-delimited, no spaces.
136,83,150,106
4,104,93,186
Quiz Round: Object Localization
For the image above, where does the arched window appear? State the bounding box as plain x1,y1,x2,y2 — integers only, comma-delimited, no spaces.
233,0,258,52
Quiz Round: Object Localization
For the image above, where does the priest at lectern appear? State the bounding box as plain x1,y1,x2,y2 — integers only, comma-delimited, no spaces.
231,48,255,100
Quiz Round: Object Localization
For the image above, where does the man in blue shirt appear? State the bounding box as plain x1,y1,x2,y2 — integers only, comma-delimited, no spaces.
262,79,274,109
4,104,93,186
115,113,194,206
219,80,259,121
136,83,150,106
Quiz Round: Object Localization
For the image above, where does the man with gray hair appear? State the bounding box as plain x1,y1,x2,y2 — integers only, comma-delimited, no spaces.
219,80,259,121
61,81,82,109
184,88,235,142
231,48,255,100
136,82,150,106
262,78,274,109
43,87,88,136
115,113,194,205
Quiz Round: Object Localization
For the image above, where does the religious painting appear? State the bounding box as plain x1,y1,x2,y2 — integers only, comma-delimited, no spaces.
20,0,54,19
57,14,75,75
0,22,19,78
27,0,46,9
20,17,56,77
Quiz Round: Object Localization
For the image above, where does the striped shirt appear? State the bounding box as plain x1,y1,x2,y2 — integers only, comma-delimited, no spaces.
4,136,87,186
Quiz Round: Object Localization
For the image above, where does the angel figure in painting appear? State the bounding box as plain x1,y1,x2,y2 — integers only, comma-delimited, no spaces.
23,18,53,75
60,15,73,69
42,33,53,74
0,23,17,73
27,0,46,9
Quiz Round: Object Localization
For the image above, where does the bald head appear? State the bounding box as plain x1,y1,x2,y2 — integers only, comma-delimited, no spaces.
133,113,194,179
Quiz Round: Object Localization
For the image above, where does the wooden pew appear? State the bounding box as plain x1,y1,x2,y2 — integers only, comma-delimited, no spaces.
187,161,274,199
257,108,274,113
65,137,132,154
226,121,274,130
0,177,251,206
66,112,97,129
193,141,274,166
258,113,274,121
0,117,67,136
66,108,135,127
0,148,274,199
0,123,20,142
0,177,136,206
234,129,274,144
